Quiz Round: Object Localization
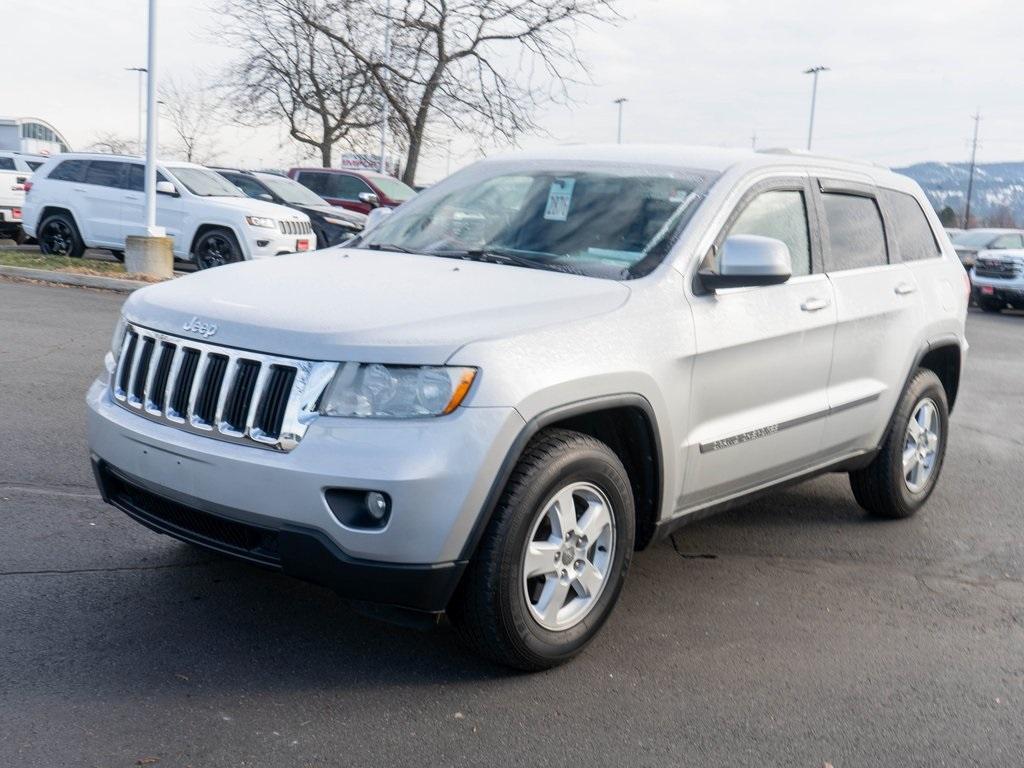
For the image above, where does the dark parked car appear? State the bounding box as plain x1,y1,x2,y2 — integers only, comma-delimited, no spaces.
287,167,416,215
215,168,366,248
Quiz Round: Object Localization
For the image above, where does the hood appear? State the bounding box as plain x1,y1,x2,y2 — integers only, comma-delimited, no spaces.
124,249,630,364
297,204,366,226
201,195,309,221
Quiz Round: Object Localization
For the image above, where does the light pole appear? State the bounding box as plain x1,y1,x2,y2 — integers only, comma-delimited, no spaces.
143,0,163,237
614,97,627,144
377,0,392,174
803,66,829,151
125,67,147,155
445,138,453,177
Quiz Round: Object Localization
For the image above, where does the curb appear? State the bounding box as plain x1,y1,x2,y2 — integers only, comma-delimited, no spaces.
0,265,153,293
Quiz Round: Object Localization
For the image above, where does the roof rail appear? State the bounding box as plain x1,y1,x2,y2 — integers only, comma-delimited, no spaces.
756,147,889,170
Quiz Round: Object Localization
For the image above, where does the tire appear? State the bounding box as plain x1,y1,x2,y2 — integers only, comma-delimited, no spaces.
850,369,949,519
449,428,635,670
978,296,1004,313
312,225,329,250
193,228,243,270
37,212,85,258
109,249,125,262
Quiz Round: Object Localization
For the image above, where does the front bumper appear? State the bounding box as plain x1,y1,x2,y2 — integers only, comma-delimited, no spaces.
970,271,1024,304
87,378,524,610
247,229,317,259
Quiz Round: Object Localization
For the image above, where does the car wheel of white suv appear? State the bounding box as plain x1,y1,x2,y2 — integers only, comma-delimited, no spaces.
449,428,634,670
194,228,242,270
38,212,85,259
849,369,949,519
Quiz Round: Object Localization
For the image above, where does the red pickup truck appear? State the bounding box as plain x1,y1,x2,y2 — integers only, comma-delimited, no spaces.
287,167,416,215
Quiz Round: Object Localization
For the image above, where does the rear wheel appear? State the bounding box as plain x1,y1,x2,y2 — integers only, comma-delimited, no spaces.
38,212,85,258
850,369,949,519
449,428,634,670
109,249,125,262
193,228,242,270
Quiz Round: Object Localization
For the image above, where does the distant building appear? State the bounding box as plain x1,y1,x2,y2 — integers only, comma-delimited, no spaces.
0,117,72,156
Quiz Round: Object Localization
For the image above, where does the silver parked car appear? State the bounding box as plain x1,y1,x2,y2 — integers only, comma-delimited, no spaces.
87,145,969,669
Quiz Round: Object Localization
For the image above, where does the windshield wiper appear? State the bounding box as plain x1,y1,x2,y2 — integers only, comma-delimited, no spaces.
365,243,422,254
433,247,583,275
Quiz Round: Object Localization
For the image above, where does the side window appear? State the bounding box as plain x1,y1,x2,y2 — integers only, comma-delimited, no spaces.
26,161,44,171
48,159,88,182
328,174,372,200
0,157,14,171
297,171,328,195
84,160,123,188
725,189,811,276
822,192,888,271
228,175,269,199
883,190,941,262
125,164,170,192
991,234,1023,249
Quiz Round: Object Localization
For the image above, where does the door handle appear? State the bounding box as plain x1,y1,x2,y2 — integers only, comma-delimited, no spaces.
894,282,917,296
800,297,830,312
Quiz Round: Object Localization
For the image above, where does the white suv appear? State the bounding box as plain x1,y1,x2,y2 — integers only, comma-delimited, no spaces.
86,146,968,669
23,154,315,268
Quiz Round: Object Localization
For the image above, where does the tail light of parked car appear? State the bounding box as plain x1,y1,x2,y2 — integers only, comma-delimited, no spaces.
21,181,32,195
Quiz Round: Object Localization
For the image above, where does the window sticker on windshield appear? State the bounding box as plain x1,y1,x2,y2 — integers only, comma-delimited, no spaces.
544,178,576,221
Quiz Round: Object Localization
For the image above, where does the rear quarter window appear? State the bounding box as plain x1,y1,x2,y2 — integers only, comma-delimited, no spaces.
883,190,942,261
0,157,15,171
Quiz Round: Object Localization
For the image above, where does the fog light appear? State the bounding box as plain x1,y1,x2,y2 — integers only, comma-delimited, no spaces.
256,239,270,247
365,491,389,521
325,488,391,529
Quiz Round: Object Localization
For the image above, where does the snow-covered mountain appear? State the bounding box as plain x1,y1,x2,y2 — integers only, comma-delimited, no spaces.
894,162,1024,224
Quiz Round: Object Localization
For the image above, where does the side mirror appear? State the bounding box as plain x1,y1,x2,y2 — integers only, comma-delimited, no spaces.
155,180,178,196
699,234,792,290
363,206,393,233
358,192,380,208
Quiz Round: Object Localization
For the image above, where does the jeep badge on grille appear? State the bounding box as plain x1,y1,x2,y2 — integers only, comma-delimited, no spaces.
182,316,218,338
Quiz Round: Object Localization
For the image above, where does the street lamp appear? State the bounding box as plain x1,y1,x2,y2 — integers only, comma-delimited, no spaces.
614,97,628,144
803,66,829,151
125,66,147,155
143,0,162,237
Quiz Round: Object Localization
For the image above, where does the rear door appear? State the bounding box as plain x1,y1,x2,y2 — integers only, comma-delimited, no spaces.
816,180,925,456
682,177,838,508
79,160,126,246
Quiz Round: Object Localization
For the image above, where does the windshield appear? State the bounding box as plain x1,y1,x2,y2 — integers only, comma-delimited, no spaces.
357,162,714,279
372,176,416,203
952,231,999,247
170,167,245,197
260,174,330,207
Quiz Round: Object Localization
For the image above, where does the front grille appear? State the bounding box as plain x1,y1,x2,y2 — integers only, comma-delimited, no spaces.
102,465,281,566
113,324,338,451
279,219,312,235
975,258,1021,280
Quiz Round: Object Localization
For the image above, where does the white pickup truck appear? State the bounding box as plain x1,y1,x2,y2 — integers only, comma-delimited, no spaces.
0,151,46,242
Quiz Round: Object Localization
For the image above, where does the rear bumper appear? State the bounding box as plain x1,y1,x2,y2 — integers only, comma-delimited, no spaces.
93,458,466,614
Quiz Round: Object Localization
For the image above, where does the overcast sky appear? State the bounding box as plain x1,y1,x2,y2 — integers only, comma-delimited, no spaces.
10,0,1024,182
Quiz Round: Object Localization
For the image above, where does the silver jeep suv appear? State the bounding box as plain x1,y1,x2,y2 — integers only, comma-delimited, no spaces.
87,146,969,669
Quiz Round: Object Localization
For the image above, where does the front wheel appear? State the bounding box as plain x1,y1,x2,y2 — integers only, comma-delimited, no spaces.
193,229,242,270
850,369,949,519
449,428,635,670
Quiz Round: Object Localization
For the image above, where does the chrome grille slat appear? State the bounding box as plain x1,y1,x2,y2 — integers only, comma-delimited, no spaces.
110,324,337,452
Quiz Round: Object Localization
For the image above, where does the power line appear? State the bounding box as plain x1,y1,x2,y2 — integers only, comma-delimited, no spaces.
964,110,981,228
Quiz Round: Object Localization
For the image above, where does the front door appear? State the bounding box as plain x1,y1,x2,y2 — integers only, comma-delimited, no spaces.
681,178,837,509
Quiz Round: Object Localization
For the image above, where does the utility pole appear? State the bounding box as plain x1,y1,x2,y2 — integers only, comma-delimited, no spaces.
377,0,392,174
125,67,147,155
613,98,627,144
803,66,829,150
964,110,981,229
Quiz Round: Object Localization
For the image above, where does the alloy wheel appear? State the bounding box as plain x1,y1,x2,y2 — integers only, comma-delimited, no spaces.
41,219,73,256
522,481,616,631
903,397,940,493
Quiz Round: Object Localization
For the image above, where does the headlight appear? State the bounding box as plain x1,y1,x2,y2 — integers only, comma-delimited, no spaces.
246,216,277,229
106,316,128,374
319,363,476,418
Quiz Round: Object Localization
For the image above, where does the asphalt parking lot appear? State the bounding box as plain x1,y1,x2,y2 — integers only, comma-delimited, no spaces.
1,279,1022,768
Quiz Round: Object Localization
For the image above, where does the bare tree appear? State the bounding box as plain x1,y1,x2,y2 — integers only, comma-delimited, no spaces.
297,0,620,184
158,75,224,164
87,132,136,154
217,0,380,167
